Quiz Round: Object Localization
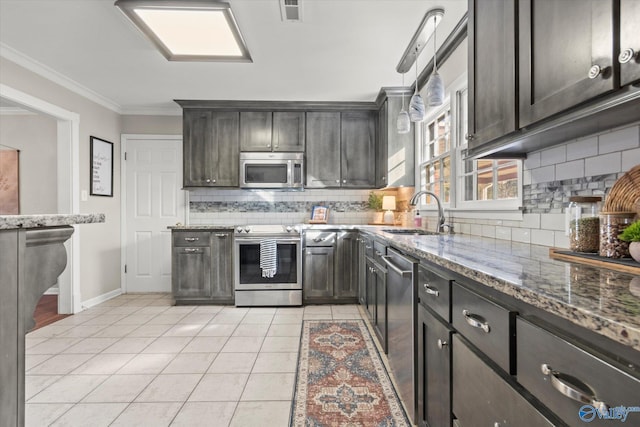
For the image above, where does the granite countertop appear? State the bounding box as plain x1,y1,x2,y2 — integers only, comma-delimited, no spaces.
0,213,105,230
368,229,640,352
168,225,237,230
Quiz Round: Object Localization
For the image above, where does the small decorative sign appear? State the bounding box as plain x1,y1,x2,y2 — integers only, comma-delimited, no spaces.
310,205,329,224
90,136,114,197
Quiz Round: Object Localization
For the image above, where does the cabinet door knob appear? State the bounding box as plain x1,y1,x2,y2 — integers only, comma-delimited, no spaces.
588,64,607,79
465,133,475,141
619,48,636,64
336,179,340,183
212,179,216,183
267,144,271,148
342,179,346,184
206,179,211,183
437,339,447,349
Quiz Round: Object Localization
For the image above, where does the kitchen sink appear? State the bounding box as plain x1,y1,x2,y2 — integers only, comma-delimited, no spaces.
382,229,439,236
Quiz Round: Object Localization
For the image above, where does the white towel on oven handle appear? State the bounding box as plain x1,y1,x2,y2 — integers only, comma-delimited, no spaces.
260,239,277,278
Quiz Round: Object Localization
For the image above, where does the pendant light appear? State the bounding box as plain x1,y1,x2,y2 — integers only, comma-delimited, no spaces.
409,46,425,122
425,14,444,106
397,73,411,134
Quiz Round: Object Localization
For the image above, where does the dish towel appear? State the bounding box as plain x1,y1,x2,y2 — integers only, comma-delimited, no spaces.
260,239,278,278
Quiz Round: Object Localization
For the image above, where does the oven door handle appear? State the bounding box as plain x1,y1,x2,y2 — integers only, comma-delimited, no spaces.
235,238,301,244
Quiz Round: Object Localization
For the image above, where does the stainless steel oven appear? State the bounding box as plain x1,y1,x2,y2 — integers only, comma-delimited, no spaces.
234,225,302,306
239,152,304,189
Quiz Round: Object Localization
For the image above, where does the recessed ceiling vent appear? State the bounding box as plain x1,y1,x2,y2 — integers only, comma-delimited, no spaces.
280,0,302,22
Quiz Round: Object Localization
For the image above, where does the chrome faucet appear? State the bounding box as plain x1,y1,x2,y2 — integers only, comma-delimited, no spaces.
409,190,447,233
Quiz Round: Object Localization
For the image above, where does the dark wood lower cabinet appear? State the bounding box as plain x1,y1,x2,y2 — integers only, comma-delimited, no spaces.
417,303,453,427
452,335,560,427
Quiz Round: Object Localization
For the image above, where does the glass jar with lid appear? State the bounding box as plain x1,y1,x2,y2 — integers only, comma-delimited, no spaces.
599,211,636,258
566,196,601,252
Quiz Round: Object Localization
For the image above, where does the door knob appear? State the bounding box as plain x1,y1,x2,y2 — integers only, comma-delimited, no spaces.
619,48,637,64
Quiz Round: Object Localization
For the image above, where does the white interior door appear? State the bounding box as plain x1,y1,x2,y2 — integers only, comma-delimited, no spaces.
124,136,184,293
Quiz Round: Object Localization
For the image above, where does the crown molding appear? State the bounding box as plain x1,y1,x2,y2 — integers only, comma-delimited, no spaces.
0,42,122,114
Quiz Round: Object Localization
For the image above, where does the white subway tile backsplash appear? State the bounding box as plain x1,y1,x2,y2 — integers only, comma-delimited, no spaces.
521,214,541,229
555,159,584,181
621,148,640,172
495,226,512,241
585,152,621,176
598,125,640,154
554,231,569,249
530,165,555,184
540,213,566,231
481,225,496,238
511,228,531,243
566,136,598,161
540,146,566,166
470,224,483,236
531,229,555,246
524,152,541,170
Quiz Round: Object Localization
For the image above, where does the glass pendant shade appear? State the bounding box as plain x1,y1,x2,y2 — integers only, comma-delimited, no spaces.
425,71,444,106
397,109,411,133
409,91,425,122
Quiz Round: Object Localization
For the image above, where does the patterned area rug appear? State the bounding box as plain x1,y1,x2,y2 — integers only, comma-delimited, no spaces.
291,320,409,427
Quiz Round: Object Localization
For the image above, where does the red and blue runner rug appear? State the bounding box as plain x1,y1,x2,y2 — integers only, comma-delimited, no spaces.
291,320,409,426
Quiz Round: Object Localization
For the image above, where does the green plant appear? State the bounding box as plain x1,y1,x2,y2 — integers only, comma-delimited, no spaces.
368,192,383,210
618,220,640,242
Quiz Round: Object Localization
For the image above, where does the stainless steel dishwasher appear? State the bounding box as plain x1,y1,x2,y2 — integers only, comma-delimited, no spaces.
382,247,418,424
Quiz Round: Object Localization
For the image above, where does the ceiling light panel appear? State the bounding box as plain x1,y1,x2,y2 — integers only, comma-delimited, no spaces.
115,0,252,62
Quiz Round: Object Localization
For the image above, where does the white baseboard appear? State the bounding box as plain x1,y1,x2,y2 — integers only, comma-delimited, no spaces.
81,288,122,310
44,286,59,295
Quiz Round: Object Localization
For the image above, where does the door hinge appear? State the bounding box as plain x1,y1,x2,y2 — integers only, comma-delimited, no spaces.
124,152,127,160
124,264,127,274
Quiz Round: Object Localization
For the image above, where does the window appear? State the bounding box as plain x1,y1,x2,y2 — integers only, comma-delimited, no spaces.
419,108,451,205
418,76,522,212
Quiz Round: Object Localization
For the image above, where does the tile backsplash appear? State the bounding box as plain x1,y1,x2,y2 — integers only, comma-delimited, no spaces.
188,189,375,225
445,123,640,248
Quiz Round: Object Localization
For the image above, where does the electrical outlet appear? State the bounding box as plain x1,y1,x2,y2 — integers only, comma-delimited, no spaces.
81,190,88,201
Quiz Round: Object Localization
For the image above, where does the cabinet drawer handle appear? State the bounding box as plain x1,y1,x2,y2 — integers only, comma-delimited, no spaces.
375,250,382,256
540,364,608,412
462,309,490,333
423,284,439,297
184,237,199,242
215,233,227,238
184,248,201,253
437,339,447,349
313,237,325,242
619,48,636,64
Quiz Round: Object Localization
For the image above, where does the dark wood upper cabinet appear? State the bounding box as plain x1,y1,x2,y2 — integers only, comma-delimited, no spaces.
518,0,616,128
468,0,517,149
620,0,640,87
183,110,239,187
341,111,376,188
273,112,305,151
305,112,341,188
240,111,273,151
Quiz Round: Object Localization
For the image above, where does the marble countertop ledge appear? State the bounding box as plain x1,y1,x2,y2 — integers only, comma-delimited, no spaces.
0,213,105,230
168,225,236,230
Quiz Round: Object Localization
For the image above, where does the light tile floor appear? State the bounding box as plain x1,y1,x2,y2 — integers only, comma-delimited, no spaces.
25,294,364,427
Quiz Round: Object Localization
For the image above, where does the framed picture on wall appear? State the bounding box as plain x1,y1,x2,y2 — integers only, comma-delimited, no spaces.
90,136,113,197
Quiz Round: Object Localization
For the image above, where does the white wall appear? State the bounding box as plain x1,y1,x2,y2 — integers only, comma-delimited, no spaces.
121,114,181,135
0,56,122,303
0,113,58,214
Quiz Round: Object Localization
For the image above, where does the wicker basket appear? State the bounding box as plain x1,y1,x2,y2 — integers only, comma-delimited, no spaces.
603,164,640,215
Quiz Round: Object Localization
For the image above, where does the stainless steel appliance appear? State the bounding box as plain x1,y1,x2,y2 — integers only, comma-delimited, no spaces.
382,247,418,423
234,224,302,306
239,152,304,189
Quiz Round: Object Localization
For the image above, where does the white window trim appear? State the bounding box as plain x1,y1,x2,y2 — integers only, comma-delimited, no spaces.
414,72,524,219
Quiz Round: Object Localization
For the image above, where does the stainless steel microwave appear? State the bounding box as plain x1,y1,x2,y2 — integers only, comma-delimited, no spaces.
239,152,304,189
